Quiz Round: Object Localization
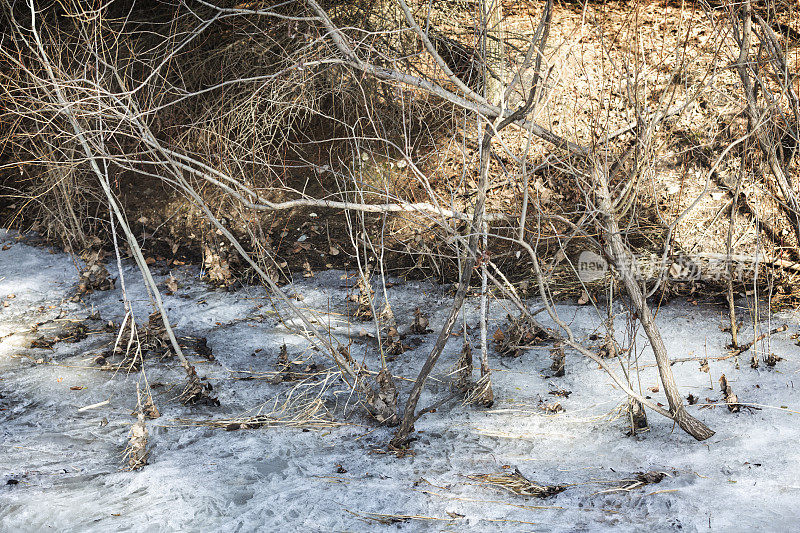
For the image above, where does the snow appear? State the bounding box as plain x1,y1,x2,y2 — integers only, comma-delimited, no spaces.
1,229,799,532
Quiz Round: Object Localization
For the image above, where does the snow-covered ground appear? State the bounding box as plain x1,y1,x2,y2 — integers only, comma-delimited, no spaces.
1,229,799,532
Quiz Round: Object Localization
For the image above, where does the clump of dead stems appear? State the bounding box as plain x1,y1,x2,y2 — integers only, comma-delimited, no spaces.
468,468,567,498
494,313,548,358
184,383,340,431
124,385,150,471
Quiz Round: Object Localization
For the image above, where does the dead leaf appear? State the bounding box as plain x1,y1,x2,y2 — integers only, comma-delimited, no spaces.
410,308,430,333
165,274,179,293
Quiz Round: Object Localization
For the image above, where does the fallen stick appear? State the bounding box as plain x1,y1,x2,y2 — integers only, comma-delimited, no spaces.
724,324,787,358
77,399,110,412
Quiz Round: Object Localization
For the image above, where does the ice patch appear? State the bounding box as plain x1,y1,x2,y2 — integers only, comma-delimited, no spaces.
1,232,799,531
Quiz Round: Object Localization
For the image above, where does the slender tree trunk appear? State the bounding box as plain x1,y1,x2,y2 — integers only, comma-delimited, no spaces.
482,0,505,106
390,120,495,447
727,152,745,349
593,161,714,441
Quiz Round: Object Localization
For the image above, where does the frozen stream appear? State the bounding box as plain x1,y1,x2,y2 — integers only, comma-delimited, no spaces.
1,229,799,532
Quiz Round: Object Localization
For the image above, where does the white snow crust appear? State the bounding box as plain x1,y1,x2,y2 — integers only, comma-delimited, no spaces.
1,229,799,532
